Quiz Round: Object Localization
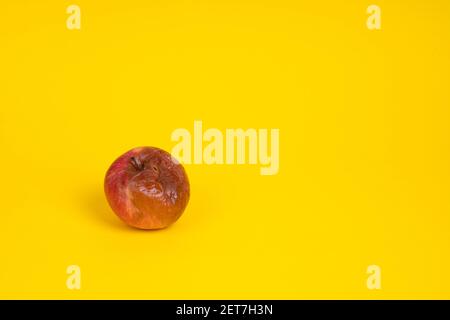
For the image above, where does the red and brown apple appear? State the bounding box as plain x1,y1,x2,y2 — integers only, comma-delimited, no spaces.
104,147,190,229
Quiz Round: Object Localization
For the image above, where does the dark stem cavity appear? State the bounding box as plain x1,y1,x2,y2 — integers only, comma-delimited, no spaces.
130,156,144,171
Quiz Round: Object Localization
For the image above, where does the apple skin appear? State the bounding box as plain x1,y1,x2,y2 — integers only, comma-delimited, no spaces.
104,147,190,230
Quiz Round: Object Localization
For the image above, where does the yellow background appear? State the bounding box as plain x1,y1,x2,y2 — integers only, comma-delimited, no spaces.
1,0,449,299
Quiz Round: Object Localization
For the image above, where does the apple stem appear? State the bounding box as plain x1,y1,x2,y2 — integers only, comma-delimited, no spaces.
130,157,144,171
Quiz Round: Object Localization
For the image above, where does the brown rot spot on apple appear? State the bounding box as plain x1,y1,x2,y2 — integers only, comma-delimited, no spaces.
104,147,190,230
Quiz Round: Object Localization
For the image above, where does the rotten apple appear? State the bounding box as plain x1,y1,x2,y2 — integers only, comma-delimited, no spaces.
104,147,190,229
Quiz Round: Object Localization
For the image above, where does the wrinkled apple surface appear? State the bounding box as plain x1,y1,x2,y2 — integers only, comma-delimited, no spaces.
104,147,190,229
